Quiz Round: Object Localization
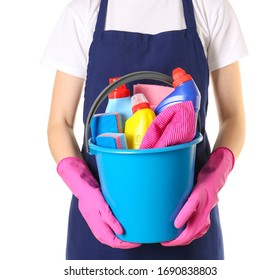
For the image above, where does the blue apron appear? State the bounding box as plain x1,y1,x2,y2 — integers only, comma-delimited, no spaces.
66,0,224,260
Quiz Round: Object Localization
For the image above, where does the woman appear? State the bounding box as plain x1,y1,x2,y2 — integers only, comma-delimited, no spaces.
43,0,247,259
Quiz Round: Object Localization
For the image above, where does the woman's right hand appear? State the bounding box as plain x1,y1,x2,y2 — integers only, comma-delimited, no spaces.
48,71,140,248
57,157,141,249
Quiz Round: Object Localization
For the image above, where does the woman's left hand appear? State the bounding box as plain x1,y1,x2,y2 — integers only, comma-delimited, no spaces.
161,147,234,246
161,181,217,246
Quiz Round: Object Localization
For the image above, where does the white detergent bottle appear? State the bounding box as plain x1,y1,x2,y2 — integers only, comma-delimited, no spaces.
105,77,133,129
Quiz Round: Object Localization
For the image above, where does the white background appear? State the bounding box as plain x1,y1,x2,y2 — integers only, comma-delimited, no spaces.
0,0,279,279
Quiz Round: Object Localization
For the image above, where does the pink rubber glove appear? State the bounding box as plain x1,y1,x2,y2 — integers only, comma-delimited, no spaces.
57,157,141,249
162,147,234,246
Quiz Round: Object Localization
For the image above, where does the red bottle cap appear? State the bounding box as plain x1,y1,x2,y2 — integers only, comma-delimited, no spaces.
108,77,130,99
172,67,192,88
131,94,150,114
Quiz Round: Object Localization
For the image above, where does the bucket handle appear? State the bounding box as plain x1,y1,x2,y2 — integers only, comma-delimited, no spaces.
85,71,174,153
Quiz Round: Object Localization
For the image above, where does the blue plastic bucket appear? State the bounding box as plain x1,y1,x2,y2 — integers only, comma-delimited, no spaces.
89,133,202,243
85,71,203,243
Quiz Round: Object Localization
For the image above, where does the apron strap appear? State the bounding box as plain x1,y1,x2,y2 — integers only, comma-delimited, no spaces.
95,0,108,32
182,0,197,32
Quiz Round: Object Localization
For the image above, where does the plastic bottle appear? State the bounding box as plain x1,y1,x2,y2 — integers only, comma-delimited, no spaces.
105,77,133,129
125,94,156,149
155,67,201,129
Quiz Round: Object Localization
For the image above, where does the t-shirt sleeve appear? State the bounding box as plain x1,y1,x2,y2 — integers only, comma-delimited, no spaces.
41,4,88,79
207,0,248,72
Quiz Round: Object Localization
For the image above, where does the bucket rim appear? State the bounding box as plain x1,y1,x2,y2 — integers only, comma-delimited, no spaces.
89,133,203,155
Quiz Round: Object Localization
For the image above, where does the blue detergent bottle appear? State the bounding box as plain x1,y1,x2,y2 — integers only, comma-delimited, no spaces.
105,77,133,128
155,68,201,128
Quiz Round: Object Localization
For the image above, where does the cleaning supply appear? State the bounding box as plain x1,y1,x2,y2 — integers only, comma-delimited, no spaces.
140,102,196,149
90,112,123,144
57,157,140,249
161,147,234,247
96,133,128,149
133,84,173,110
88,134,203,243
155,67,201,130
105,77,132,128
86,71,203,243
124,93,156,149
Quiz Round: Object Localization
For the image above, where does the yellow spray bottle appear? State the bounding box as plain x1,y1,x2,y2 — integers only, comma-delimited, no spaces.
125,93,155,149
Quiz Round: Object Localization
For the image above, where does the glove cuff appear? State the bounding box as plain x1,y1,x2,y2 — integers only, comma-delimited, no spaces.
57,156,86,175
57,157,99,197
212,147,235,171
196,146,235,193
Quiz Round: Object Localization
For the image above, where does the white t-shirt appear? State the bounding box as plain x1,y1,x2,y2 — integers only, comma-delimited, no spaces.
41,0,248,79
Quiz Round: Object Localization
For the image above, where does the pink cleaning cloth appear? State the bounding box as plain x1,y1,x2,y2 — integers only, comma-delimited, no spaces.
140,102,196,149
133,84,174,110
